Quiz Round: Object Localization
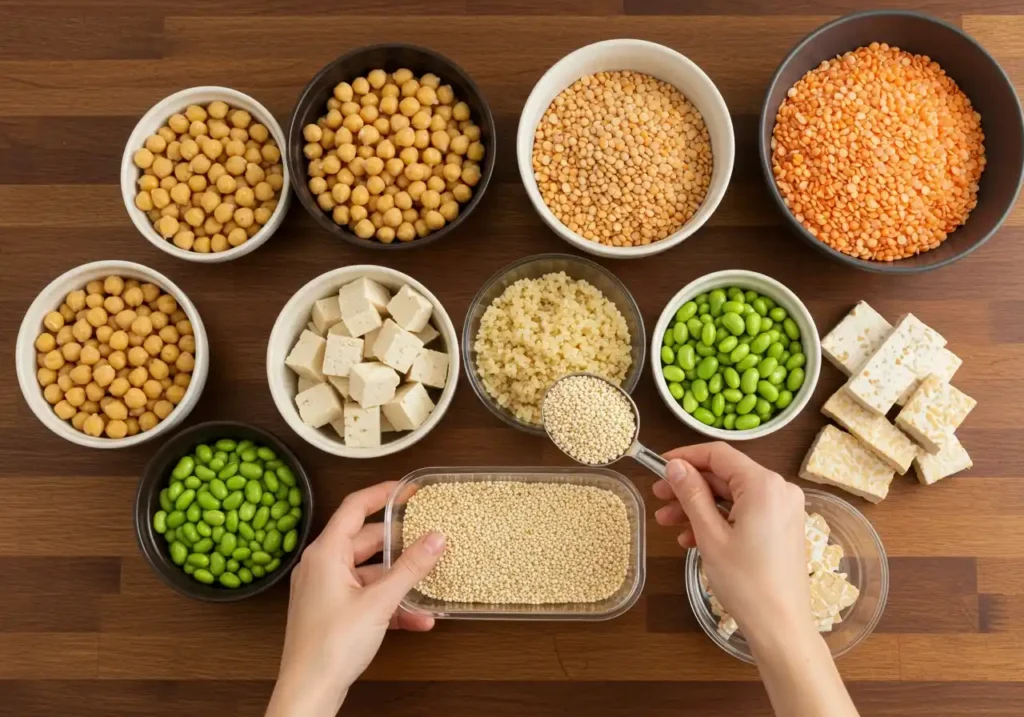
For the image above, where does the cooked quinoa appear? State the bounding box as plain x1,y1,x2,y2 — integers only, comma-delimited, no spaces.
473,272,632,424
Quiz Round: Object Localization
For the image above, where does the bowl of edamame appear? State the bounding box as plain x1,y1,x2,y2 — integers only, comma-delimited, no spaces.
650,270,821,441
135,420,314,601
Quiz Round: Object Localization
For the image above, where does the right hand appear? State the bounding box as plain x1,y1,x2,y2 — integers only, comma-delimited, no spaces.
652,442,811,643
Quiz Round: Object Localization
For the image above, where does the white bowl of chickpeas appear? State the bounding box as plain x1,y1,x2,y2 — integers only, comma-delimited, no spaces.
121,87,291,262
16,261,209,448
518,39,735,258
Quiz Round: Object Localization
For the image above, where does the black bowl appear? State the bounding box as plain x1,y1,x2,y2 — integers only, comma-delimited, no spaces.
134,421,314,602
287,43,496,250
759,10,1024,273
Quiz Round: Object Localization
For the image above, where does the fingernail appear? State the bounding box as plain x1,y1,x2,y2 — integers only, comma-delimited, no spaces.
423,531,446,554
666,459,686,485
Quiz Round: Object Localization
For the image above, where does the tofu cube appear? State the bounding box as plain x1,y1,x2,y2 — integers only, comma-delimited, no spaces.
321,334,364,378
844,314,946,415
344,402,380,448
306,321,323,337
822,388,917,474
413,322,440,346
386,285,433,332
896,347,963,406
297,376,321,394
380,412,397,433
340,296,383,338
329,417,345,443
285,330,326,383
799,425,895,503
295,382,343,428
310,296,343,334
328,375,350,400
349,362,401,408
895,374,976,453
821,301,892,375
382,382,435,431
406,348,449,388
913,434,973,485
339,277,391,315
328,321,351,337
362,327,381,359
373,319,424,373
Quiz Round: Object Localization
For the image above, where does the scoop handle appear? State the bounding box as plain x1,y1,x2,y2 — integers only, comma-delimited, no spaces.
630,443,732,514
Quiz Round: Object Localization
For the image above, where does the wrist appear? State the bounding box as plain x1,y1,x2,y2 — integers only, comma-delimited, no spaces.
743,607,821,666
267,671,348,717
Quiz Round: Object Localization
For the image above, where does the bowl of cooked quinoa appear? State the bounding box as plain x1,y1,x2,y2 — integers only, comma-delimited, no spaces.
463,253,644,434
760,10,1024,272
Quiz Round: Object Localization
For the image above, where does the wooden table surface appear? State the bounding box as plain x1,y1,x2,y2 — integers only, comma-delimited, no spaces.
3,1,1024,715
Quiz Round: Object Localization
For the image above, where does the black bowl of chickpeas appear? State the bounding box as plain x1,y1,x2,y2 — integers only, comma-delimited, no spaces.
287,44,495,248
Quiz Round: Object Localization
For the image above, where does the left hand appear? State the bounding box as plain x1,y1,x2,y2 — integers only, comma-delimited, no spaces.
266,481,445,717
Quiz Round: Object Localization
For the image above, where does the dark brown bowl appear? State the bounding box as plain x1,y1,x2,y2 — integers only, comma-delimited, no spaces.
287,43,496,250
134,421,314,602
759,10,1024,273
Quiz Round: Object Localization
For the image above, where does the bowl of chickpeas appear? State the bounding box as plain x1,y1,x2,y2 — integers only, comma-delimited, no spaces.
16,261,209,448
121,87,291,262
287,44,495,248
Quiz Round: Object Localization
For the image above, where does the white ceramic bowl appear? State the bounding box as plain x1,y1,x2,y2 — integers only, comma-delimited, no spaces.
267,266,459,458
120,86,291,263
16,260,210,449
517,39,735,259
650,270,821,440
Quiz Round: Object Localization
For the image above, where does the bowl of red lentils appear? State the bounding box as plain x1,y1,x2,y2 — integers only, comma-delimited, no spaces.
760,10,1024,273
518,39,735,259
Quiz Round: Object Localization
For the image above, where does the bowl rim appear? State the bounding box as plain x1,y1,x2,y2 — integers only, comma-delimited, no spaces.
133,420,315,602
649,269,821,441
685,487,890,662
286,42,497,251
266,264,459,458
16,259,209,449
758,9,1024,274
517,38,736,259
119,85,292,264
461,252,647,435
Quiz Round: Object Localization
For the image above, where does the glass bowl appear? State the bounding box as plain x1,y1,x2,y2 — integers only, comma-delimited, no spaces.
461,253,646,435
383,466,646,620
685,488,888,662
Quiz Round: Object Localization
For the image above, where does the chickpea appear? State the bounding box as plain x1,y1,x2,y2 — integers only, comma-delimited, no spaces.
42,350,65,371
391,114,411,133
364,157,384,177
411,110,431,131
227,227,248,247
139,411,159,432
107,377,129,398
54,400,77,421
126,346,149,368
356,145,375,160
245,163,265,185
130,315,153,338
399,97,421,117
462,164,481,187
354,219,375,239
140,379,162,400
234,207,255,228
42,311,65,332
453,183,473,202
43,383,65,405
152,400,173,420
212,202,235,224
133,148,155,169
262,144,281,163
69,364,92,386
79,344,101,366
35,332,56,353
422,147,442,167
332,205,350,226
177,319,193,337
102,420,126,439
225,155,247,176
317,192,336,211
166,384,187,405
175,351,195,372
150,357,171,379
408,180,427,202
123,387,147,410
426,175,446,193
142,334,163,356
359,105,379,124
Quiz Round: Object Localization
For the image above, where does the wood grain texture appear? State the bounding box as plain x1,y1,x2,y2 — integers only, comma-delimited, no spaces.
1,1,1023,714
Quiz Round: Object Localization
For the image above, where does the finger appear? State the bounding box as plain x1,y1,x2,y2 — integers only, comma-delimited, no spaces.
652,479,676,501
677,527,696,549
319,481,399,549
655,502,688,526
664,443,764,499
352,522,386,564
370,531,446,606
664,459,728,544
355,563,383,586
394,609,435,632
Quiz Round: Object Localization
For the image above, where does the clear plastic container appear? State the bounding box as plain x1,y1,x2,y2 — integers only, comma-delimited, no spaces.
383,466,646,620
685,488,889,662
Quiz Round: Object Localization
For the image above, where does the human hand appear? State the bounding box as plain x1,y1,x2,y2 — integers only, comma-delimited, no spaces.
266,481,445,717
652,443,811,645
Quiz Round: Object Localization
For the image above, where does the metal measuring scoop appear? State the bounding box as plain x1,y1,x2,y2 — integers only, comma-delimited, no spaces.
542,372,731,513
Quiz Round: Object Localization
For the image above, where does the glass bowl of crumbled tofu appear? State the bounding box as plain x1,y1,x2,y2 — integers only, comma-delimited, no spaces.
685,488,888,663
266,266,458,458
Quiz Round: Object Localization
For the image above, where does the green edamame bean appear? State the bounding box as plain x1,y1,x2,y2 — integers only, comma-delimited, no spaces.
736,394,758,415
749,333,772,355
153,511,167,534
663,365,685,383
186,553,209,568
709,289,727,316
288,487,302,508
192,538,214,554
277,515,298,533
735,414,761,430
186,503,201,523
745,313,762,336
697,302,710,316
721,312,745,336
686,317,703,339
728,341,749,363
755,398,772,417
676,344,697,371
693,407,715,426
233,547,252,561
776,390,794,409
766,329,781,344
196,521,211,537
257,447,276,462
717,335,738,354
740,368,759,394
722,300,744,315
180,522,200,543
787,367,805,391
218,463,238,480
717,352,732,367
239,502,257,522
244,480,264,505
208,458,225,473
166,510,185,529
684,368,697,381
212,527,225,543
752,298,768,317
219,532,237,557
789,340,802,354
225,509,239,533
691,379,709,403
767,342,785,360
722,388,744,403
167,482,184,502
786,353,806,371
736,354,759,372
195,444,213,464
277,466,296,487
238,522,255,541
661,345,675,365
209,552,226,577
251,551,272,566
779,350,791,365
712,415,725,428
238,567,253,584
237,440,254,454
190,568,213,584
165,528,177,543
757,381,779,402
172,456,195,480
672,322,688,344
783,318,801,340
219,572,241,588
663,328,675,347
196,492,220,511
263,471,280,493
676,301,698,322
252,536,264,549
727,287,744,302
225,475,246,491
695,343,715,358
722,367,740,389
183,476,201,490
209,478,228,501
214,450,228,463
239,462,263,481
240,449,258,463
170,542,188,565
708,373,723,394
701,323,716,346
696,356,719,380
757,357,778,377
723,414,737,429
253,506,270,530
283,530,299,553
215,439,237,452
202,510,225,527
759,317,773,332
742,290,756,303
270,500,290,520
668,382,684,400
711,393,725,417
768,366,788,386
251,565,265,578
682,391,698,414
263,530,282,553
769,307,787,322
159,489,173,513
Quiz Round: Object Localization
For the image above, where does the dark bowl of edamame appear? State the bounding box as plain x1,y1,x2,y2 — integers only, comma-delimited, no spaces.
135,421,314,601
650,270,821,441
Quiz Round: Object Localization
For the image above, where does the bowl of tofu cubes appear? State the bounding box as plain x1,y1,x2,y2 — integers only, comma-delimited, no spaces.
267,266,457,458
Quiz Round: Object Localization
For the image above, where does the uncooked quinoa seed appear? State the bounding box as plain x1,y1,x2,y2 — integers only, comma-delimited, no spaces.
543,374,636,465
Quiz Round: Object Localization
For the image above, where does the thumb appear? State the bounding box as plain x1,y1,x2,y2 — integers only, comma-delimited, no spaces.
372,531,446,606
665,459,728,543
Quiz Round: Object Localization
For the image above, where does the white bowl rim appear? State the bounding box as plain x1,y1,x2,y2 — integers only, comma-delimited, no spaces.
649,269,821,441
16,260,210,449
266,265,459,458
517,38,736,259
120,85,292,264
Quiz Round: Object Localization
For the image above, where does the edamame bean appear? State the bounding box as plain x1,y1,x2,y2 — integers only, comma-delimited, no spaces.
183,476,201,490
219,572,241,588
672,322,688,344
167,482,184,502
193,568,214,585
196,492,220,511
218,463,238,480
201,510,225,527
663,328,675,347
240,448,258,463
257,447,276,462
263,530,282,553
722,388,744,403
153,511,167,534
711,393,725,417
729,343,750,363
767,342,785,360
736,354,759,372
789,340,802,354
193,522,210,539
682,391,698,414
752,298,768,317
172,456,195,480
251,565,265,578
215,439,237,452
239,462,263,481
717,352,732,366
723,414,737,429
757,381,779,402
676,301,698,323
208,478,228,501
695,343,715,358
734,414,761,430
696,356,719,380
253,506,270,530
736,394,758,415
745,313,761,336
785,353,806,371
677,344,697,370
252,551,272,566
232,547,252,561
180,522,200,543
192,465,214,482
717,335,738,353
769,307,787,322
166,512,186,532
749,333,772,355
686,317,703,339
661,346,675,365
698,302,710,316
787,367,805,391
691,379,709,403
239,502,257,522
757,357,778,377
663,365,685,383
225,475,246,491
776,390,794,409
740,368,760,394
209,552,226,577
196,444,213,464
668,382,684,400
212,526,226,543
693,407,715,426
783,318,801,340
701,323,716,346
722,367,741,389
768,366,788,386
779,350,791,365
722,312,745,336
238,522,255,541
186,553,209,568
219,532,237,557
270,500,291,520
159,489,173,513
186,503,201,523
760,317,773,332
192,538,214,554
170,542,188,565
238,567,253,584
283,530,298,553
244,480,264,505
755,398,772,418
708,373,723,394
277,515,298,533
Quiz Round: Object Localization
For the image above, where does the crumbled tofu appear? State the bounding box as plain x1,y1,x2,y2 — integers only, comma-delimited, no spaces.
382,382,435,431
895,374,976,453
717,615,739,640
799,425,895,503
896,347,963,406
344,402,381,448
295,382,343,428
810,570,859,618
805,512,830,569
813,544,844,575
328,321,352,337
414,322,440,346
380,412,397,433
339,277,391,315
322,334,364,378
328,375,350,400
307,321,323,337
285,330,327,383
310,296,343,334
821,301,892,375
297,376,320,394
349,362,401,408
407,348,449,389
362,327,381,359
822,388,917,474
386,285,433,332
340,296,383,338
844,314,946,415
373,318,424,373
913,434,973,485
